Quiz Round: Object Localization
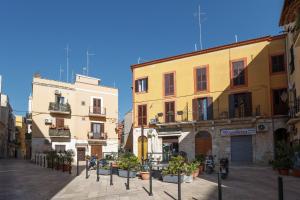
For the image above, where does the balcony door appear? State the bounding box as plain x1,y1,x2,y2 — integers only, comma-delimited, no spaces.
93,98,101,114
91,123,104,139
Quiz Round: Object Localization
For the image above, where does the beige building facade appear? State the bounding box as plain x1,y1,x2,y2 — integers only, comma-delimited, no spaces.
31,74,118,162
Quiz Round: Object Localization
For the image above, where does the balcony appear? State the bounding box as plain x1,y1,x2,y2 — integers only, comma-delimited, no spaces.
49,127,71,138
288,97,300,124
89,107,106,117
87,132,107,144
48,102,71,115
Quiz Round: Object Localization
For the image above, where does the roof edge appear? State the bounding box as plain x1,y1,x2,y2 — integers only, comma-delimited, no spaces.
131,34,286,70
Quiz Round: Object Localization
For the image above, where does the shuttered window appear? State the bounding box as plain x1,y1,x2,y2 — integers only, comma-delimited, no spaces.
91,123,105,139
165,101,175,123
138,105,147,126
135,78,148,93
195,67,207,91
232,60,246,86
56,118,64,128
271,54,285,73
192,97,213,121
272,89,288,115
229,92,252,118
164,73,175,96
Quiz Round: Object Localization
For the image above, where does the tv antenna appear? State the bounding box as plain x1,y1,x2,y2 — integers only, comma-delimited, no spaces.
194,4,206,50
86,50,95,76
59,65,64,81
65,45,71,82
235,34,238,43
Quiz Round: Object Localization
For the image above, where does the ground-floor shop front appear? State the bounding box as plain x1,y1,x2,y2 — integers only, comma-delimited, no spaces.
31,137,118,162
132,117,288,164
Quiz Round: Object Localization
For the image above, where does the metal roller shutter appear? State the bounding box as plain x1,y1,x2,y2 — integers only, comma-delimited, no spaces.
231,135,253,164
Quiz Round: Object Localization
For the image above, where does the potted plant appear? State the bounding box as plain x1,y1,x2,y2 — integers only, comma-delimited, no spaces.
140,164,150,180
274,142,293,176
292,144,300,177
195,154,205,173
64,150,74,171
98,164,111,175
183,163,195,183
118,153,140,178
162,156,185,183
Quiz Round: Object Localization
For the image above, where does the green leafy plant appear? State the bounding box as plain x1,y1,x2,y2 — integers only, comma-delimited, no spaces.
140,164,150,172
65,149,74,163
274,141,293,169
100,165,110,170
195,154,205,165
118,153,140,171
162,156,185,176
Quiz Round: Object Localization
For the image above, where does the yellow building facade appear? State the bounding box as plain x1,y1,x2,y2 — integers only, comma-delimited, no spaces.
131,35,289,164
15,115,26,158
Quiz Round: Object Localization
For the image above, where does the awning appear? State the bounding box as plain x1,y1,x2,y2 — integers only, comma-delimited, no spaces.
157,131,182,137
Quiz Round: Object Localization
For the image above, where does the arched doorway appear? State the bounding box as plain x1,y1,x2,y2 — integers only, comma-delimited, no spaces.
195,131,212,156
138,136,148,161
274,128,289,159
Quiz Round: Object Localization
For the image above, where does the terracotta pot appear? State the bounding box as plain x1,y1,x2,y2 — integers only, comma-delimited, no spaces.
278,169,289,176
193,168,200,178
112,163,118,168
198,165,204,174
140,172,150,180
292,169,300,177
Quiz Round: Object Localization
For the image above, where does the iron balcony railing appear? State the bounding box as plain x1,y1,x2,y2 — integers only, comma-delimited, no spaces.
49,128,71,137
89,106,106,116
88,132,107,140
289,97,300,118
48,102,71,114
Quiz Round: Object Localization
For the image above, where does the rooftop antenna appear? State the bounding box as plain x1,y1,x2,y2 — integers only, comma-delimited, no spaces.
59,65,64,81
86,50,95,76
138,57,141,64
194,43,198,51
235,34,238,43
195,4,206,50
65,45,71,82
83,67,87,75
71,70,74,83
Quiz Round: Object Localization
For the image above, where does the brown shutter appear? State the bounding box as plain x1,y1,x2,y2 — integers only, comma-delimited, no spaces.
169,73,174,95
171,101,175,122
192,99,198,121
138,105,142,126
56,118,64,128
135,80,139,92
207,97,213,120
143,105,147,125
245,92,252,117
100,123,105,135
165,102,169,122
229,94,235,118
164,74,169,96
145,78,148,92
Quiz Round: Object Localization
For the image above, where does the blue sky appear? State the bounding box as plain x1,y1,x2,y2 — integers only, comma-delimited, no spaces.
0,0,284,120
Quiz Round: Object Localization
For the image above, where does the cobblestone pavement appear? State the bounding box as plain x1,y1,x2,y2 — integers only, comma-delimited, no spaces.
1,159,300,200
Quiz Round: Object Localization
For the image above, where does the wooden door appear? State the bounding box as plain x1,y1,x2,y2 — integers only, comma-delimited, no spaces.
91,145,102,159
77,148,86,161
138,136,148,161
93,98,101,113
195,131,212,156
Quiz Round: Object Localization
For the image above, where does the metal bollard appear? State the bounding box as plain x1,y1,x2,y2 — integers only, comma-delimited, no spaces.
69,160,72,174
218,172,222,200
76,159,79,176
110,163,113,186
126,168,130,190
62,157,65,172
278,176,283,200
86,160,88,179
97,160,99,182
52,156,54,170
149,165,153,196
177,170,181,200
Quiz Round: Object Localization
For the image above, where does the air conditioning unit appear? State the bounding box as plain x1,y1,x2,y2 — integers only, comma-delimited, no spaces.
256,123,268,132
45,118,52,124
149,118,158,125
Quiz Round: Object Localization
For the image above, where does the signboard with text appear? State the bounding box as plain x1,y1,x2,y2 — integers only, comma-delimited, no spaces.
220,128,256,137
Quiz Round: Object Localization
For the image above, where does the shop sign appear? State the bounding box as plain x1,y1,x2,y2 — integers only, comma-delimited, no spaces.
221,128,256,136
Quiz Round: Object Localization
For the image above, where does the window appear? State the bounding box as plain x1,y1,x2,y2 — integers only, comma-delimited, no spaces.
229,92,252,118
135,78,148,93
272,89,288,115
138,105,147,126
192,97,213,121
165,101,175,123
271,54,285,73
56,118,64,128
55,145,66,152
289,47,294,74
231,60,246,86
92,98,101,114
164,73,175,96
91,123,104,139
195,67,208,92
